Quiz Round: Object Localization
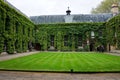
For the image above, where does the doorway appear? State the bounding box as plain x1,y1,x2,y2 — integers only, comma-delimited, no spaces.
90,43,94,51
34,43,41,51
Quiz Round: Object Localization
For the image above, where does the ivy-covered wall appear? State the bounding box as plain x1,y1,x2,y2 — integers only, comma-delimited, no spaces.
1,0,120,53
0,0,35,54
35,23,106,51
106,14,120,49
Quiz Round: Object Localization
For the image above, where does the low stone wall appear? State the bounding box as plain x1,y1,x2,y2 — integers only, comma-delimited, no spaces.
0,52,8,56
110,50,120,54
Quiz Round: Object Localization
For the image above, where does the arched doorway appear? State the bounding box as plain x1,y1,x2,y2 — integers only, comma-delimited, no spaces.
34,43,41,51
90,43,94,51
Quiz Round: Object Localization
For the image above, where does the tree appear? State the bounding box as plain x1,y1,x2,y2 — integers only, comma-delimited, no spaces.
91,0,120,14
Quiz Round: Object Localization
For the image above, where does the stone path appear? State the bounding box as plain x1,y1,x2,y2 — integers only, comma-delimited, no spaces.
109,50,120,56
0,51,39,61
106,52,120,56
0,71,120,80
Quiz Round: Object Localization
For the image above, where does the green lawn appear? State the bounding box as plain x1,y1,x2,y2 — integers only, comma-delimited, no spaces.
0,52,120,72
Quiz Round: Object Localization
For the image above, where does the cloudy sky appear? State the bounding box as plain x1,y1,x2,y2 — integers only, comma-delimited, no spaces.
7,0,103,17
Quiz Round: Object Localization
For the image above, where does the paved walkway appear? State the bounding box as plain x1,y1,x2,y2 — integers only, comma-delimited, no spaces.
109,50,120,56
106,52,120,56
0,51,39,61
0,71,120,80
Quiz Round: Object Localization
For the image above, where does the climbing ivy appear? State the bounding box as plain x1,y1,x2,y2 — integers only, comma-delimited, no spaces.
1,0,120,53
0,6,5,53
35,23,106,51
106,14,120,49
0,0,35,54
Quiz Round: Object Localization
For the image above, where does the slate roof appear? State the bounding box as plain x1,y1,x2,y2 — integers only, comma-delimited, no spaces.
30,13,113,24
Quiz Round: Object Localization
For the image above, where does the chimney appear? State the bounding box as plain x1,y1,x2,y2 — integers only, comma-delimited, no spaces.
111,3,119,16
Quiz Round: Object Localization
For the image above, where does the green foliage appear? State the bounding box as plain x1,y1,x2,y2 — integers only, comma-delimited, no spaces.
56,31,62,51
0,0,35,54
0,6,5,53
1,0,120,53
84,45,90,51
35,23,106,51
91,0,120,13
106,14,120,49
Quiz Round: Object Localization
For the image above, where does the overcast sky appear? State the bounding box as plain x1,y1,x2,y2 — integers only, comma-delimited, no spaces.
7,0,103,17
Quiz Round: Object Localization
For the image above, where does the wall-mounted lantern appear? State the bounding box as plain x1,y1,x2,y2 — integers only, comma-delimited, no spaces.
91,31,95,39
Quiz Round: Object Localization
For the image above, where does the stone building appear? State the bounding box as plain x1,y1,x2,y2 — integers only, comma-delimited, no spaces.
0,0,119,53
30,4,119,51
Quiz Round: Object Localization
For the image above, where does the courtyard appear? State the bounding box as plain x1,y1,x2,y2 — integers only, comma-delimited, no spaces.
0,51,120,80
0,52,120,72
0,0,120,80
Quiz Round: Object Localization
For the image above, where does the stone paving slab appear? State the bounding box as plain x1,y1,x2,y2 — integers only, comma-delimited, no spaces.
0,51,39,61
0,71,120,80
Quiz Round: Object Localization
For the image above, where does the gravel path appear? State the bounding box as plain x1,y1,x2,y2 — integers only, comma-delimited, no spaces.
0,71,120,80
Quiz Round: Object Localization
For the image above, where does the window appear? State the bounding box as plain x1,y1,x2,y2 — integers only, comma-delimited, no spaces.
15,40,18,51
64,35,68,46
4,40,7,51
15,22,19,33
28,28,30,37
113,27,116,37
23,26,25,35
99,31,102,38
78,35,82,46
50,35,54,46
5,15,10,31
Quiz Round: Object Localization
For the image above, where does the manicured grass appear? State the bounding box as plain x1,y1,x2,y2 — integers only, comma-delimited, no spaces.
0,52,120,72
